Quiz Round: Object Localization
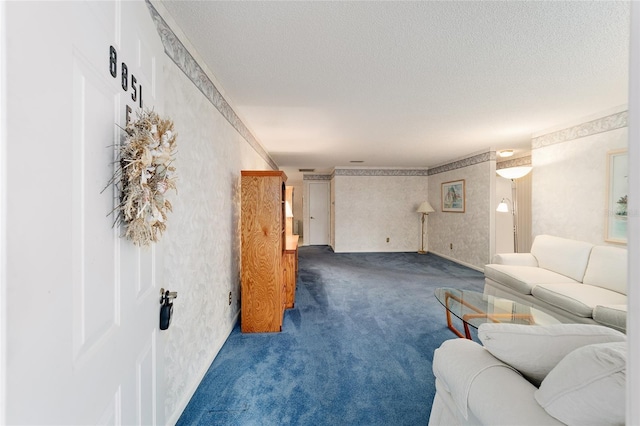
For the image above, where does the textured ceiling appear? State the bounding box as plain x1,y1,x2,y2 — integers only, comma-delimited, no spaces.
159,0,629,182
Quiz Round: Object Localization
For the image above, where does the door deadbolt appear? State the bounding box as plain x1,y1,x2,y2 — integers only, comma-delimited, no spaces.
159,288,177,331
159,288,177,304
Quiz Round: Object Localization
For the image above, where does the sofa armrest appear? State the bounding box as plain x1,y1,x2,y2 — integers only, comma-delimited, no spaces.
432,338,564,425
491,253,538,266
432,339,520,420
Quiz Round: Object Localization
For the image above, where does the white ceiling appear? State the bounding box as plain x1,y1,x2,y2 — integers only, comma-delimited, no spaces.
159,1,629,184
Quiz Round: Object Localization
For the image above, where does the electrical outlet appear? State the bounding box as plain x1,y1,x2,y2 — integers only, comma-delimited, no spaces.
386,237,390,243
228,291,232,305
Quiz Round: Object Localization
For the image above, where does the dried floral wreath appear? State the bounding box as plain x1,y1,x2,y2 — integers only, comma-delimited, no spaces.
107,109,177,246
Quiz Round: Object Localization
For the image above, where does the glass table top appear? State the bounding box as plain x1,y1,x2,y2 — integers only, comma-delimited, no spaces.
434,287,569,338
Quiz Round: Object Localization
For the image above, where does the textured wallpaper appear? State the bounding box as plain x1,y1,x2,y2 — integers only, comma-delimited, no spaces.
332,174,429,252
427,160,493,269
162,64,270,421
532,126,628,245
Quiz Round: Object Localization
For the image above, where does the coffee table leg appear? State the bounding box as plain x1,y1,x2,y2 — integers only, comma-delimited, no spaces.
445,292,483,340
463,322,472,339
444,297,466,339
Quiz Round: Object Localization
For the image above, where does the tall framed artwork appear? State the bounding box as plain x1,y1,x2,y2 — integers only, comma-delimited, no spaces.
605,149,628,244
441,179,465,213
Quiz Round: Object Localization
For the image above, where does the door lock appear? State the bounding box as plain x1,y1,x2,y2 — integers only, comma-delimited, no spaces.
159,288,177,304
159,288,177,330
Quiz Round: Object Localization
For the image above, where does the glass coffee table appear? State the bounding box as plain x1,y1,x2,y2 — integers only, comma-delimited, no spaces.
435,287,568,339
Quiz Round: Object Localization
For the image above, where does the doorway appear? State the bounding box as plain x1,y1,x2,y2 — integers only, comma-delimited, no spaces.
308,182,330,245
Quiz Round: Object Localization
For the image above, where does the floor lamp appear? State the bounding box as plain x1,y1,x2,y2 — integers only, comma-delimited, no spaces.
417,201,435,254
497,198,517,253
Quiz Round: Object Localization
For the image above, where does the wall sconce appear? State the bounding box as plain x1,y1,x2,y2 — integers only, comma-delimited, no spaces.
417,201,435,254
496,198,510,213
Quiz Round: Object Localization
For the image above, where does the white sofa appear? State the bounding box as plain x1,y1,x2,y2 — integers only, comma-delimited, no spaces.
429,323,627,426
484,235,627,332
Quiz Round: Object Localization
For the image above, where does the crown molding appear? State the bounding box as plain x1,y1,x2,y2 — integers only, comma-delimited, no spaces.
532,111,628,149
427,151,495,176
303,174,332,181
497,155,531,169
333,168,429,177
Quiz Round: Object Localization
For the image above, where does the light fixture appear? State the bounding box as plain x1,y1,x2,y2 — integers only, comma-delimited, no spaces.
416,201,435,254
285,201,293,218
498,150,514,158
496,166,532,180
496,198,517,252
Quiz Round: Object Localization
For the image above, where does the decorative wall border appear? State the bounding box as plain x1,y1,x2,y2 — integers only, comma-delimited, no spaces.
332,169,429,177
427,151,495,176
497,155,531,170
303,174,332,181
532,111,628,149
145,1,278,170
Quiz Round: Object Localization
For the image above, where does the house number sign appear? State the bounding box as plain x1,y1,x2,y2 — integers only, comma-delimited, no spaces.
109,45,143,124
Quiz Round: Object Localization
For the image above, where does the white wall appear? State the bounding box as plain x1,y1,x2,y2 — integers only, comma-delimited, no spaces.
331,169,429,253
532,109,628,245
427,153,495,270
161,64,270,421
148,4,276,423
330,177,336,248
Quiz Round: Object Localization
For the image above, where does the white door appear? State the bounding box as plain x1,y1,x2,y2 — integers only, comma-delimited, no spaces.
309,182,330,245
4,2,165,424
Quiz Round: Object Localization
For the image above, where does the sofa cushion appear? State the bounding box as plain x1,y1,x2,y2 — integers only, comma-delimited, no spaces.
582,245,627,295
532,283,627,318
484,264,578,295
478,323,625,387
535,341,626,426
593,304,627,332
530,235,594,282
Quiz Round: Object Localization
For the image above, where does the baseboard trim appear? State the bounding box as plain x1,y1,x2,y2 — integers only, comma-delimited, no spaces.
166,310,240,425
428,251,484,272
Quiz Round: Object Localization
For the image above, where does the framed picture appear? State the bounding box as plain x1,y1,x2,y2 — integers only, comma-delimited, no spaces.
442,179,465,213
605,149,628,244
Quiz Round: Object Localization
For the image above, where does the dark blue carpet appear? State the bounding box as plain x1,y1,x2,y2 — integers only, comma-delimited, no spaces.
177,246,484,425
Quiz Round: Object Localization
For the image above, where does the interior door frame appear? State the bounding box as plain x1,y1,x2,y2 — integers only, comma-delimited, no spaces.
304,180,331,246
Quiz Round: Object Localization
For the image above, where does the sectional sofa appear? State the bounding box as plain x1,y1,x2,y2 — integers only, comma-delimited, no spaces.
429,323,626,425
483,235,627,332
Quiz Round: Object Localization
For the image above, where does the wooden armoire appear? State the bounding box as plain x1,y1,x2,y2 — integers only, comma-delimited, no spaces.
240,170,288,333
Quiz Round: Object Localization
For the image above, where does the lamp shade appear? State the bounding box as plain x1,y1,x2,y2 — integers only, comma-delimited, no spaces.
417,201,435,214
496,166,532,180
285,201,293,218
496,201,509,212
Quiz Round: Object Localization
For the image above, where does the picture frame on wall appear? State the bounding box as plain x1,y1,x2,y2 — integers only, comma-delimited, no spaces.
605,149,628,244
442,179,465,213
